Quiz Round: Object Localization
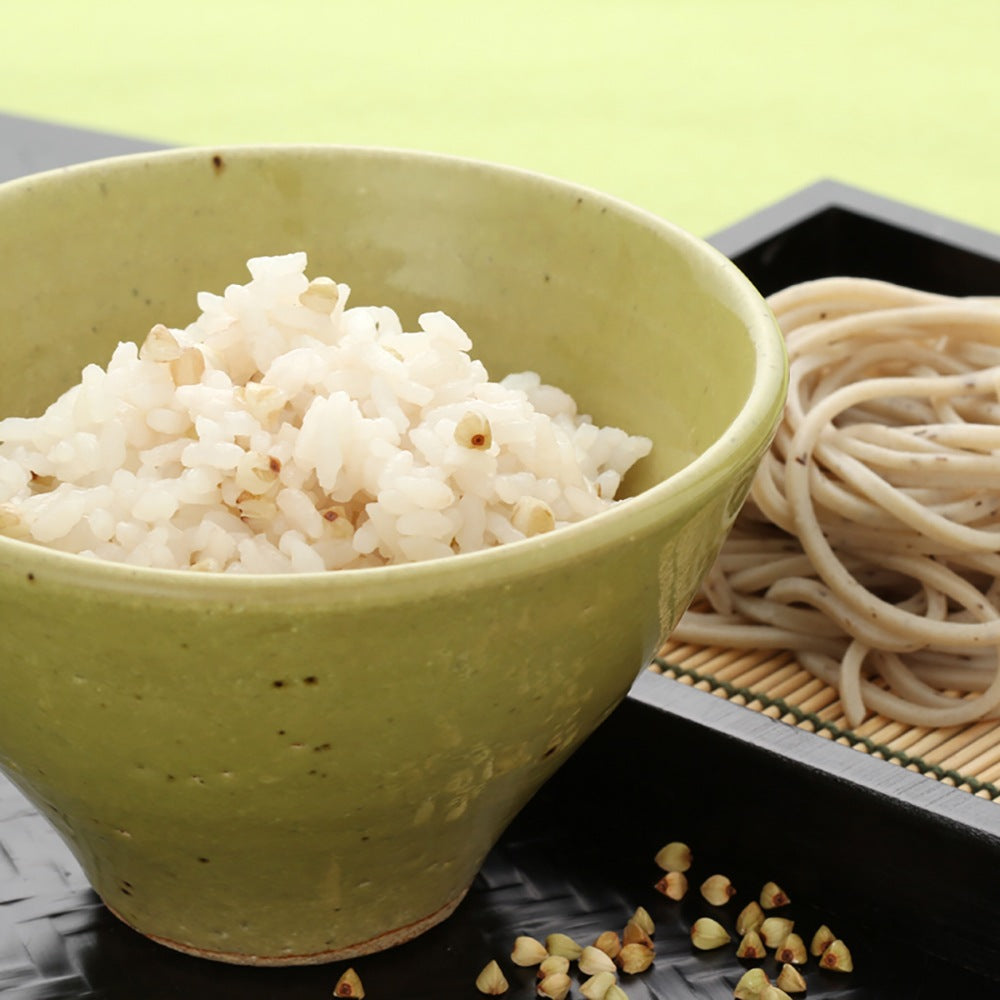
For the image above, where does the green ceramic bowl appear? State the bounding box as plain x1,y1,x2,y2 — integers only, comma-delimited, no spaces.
0,146,786,965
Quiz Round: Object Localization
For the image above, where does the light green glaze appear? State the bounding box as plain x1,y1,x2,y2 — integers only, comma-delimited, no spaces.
0,146,787,964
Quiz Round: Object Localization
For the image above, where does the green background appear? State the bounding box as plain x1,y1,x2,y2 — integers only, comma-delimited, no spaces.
3,1,998,239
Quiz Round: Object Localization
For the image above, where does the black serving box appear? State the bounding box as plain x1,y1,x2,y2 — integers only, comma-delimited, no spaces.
626,180,1000,983
1,128,1000,997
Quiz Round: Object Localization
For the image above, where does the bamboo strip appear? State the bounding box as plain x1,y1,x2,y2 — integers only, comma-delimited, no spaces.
653,640,1000,802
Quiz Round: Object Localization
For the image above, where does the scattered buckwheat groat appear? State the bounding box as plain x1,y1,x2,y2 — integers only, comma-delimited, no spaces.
332,967,365,998
475,959,509,995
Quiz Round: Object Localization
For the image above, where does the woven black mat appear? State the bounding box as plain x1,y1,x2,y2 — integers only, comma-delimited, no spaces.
2,697,995,1000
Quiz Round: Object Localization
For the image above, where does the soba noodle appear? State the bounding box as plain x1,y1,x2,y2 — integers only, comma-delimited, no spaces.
672,276,1000,728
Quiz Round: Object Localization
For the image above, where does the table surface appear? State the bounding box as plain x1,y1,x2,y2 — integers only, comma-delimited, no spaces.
3,0,1000,240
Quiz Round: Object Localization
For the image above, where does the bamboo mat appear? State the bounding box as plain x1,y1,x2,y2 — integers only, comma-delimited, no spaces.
650,640,1000,802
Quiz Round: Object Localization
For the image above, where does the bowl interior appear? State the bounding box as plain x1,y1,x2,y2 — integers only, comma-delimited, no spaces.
0,146,768,505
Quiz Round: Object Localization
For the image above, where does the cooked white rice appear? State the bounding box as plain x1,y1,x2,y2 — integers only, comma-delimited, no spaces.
0,253,652,573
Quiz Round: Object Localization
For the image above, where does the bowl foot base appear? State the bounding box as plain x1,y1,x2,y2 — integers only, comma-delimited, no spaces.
105,887,469,966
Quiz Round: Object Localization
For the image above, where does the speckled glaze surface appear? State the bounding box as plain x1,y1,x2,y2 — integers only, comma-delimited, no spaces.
0,146,786,964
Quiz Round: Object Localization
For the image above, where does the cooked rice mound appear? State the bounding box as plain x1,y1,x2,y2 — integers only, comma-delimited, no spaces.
0,253,652,573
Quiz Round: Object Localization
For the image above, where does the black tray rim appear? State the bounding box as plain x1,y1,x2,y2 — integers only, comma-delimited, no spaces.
707,177,1000,266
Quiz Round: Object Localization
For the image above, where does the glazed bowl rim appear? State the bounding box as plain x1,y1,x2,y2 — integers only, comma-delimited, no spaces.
0,143,788,601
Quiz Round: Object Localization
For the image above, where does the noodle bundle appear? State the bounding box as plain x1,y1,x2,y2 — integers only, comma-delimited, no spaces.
673,276,1000,727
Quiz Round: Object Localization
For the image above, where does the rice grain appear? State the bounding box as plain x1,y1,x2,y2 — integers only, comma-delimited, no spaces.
0,253,652,573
